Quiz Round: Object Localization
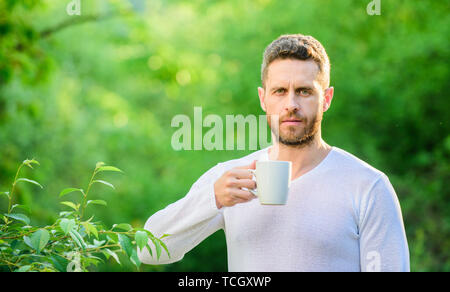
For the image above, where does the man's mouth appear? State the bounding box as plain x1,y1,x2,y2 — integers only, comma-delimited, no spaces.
281,118,303,125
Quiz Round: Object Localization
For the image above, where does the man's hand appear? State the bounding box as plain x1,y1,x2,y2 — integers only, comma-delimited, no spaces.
214,160,257,209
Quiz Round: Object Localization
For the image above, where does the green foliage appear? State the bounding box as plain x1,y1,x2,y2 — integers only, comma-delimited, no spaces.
0,0,448,272
0,160,169,272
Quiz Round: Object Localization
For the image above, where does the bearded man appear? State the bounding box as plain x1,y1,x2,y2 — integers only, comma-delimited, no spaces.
138,34,410,272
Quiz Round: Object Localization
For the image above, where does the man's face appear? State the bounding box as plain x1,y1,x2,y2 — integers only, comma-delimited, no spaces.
258,58,333,146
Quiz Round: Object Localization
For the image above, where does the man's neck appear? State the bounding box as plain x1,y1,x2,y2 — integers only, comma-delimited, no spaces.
268,134,332,181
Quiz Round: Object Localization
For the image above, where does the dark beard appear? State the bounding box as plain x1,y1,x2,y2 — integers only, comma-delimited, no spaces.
270,114,320,147
279,129,315,147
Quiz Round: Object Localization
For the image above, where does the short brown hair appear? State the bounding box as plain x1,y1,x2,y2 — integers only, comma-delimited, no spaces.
261,34,331,89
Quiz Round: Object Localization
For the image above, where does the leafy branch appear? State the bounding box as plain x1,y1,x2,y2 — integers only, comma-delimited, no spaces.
40,14,113,39
0,159,169,272
39,6,135,39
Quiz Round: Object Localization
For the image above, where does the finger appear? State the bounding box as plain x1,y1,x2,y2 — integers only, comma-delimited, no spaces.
233,178,256,190
232,195,256,206
231,198,247,206
230,169,254,179
231,188,257,201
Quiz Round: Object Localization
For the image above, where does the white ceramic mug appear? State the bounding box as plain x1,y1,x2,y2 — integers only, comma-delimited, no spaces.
247,160,292,205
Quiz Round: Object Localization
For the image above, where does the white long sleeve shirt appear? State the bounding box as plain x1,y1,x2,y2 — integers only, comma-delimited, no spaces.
138,146,410,272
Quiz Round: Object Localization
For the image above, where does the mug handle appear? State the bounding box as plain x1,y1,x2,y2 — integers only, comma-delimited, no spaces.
247,169,258,197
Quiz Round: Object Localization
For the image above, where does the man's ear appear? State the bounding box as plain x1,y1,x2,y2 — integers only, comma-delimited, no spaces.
258,86,267,112
323,86,334,112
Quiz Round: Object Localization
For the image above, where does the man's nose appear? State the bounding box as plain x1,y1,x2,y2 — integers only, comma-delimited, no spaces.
285,91,300,112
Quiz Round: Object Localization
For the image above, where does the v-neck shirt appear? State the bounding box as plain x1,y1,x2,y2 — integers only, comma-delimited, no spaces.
139,146,410,271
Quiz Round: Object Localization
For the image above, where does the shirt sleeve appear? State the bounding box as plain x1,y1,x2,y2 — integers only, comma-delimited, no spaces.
138,162,225,265
359,174,410,272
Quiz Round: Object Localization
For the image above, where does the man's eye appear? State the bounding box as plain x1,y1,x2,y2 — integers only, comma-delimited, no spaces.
297,89,311,96
275,88,285,94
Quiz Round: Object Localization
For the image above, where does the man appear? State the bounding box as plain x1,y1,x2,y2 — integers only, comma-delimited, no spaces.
138,34,410,272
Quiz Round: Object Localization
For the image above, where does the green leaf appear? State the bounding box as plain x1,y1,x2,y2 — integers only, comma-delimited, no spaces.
59,211,74,218
112,223,132,231
23,235,33,249
160,233,171,239
106,233,118,243
4,213,30,225
60,201,79,211
118,234,133,257
15,265,32,272
93,180,115,189
80,222,90,237
10,204,31,213
145,243,153,258
50,254,69,272
134,228,156,239
157,238,171,259
10,240,20,250
23,159,40,169
130,249,141,269
69,230,87,250
16,178,43,189
87,200,107,207
96,166,123,173
26,229,50,253
81,221,98,239
93,239,106,247
89,224,99,239
0,191,9,199
135,231,148,251
103,248,121,265
59,188,83,198
96,162,106,169
59,218,75,235
150,237,162,260
84,255,103,267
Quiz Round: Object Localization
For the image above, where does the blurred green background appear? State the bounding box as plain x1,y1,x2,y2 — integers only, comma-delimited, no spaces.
0,0,448,271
